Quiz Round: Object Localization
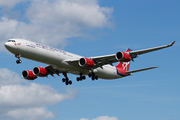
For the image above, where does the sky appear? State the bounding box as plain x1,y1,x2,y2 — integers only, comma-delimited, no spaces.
0,0,180,120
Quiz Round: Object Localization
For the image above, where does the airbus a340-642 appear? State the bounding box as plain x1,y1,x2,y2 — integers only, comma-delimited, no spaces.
4,39,175,85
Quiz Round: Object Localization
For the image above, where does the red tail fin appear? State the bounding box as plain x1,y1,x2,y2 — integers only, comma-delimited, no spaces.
116,61,130,72
115,48,131,72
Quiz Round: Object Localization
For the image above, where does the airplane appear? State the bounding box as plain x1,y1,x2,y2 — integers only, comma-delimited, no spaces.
4,39,175,85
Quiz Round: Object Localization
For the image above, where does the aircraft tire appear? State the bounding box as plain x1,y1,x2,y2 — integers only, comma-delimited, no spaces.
62,78,66,82
16,60,22,64
65,81,69,85
69,81,72,85
82,76,86,80
88,74,92,77
77,77,80,81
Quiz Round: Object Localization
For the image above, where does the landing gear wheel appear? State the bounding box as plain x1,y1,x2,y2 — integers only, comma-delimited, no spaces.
69,80,72,85
65,81,69,85
15,54,22,64
62,78,66,82
90,72,98,81
88,74,92,78
62,72,72,85
82,76,86,80
95,76,98,80
77,77,82,81
65,80,72,85
16,60,22,64
77,73,86,82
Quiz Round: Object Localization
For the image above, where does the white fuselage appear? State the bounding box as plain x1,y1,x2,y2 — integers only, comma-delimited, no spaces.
4,39,123,79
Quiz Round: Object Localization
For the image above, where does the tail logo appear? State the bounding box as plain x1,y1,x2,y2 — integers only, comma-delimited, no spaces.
116,61,130,77
122,62,130,71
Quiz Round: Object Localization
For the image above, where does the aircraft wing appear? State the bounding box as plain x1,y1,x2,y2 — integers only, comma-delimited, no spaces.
129,41,175,58
66,41,175,68
91,41,175,67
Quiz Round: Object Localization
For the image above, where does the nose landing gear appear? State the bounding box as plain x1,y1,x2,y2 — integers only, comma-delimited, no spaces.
15,54,22,64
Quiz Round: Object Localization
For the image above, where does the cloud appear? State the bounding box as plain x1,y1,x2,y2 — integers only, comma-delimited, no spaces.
0,0,28,8
0,0,113,51
92,116,119,120
0,83,78,107
0,68,26,85
80,118,89,120
7,107,54,120
80,116,119,120
27,0,113,28
0,68,78,120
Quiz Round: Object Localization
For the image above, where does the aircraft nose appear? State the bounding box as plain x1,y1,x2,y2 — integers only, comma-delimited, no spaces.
4,42,15,51
4,41,19,54
4,42,10,49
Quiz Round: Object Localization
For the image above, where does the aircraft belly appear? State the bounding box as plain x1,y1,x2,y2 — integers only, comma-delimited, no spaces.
57,61,90,75
95,65,122,79
18,47,62,66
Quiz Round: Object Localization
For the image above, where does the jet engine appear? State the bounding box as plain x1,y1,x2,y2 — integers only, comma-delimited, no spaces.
22,70,37,80
115,51,131,62
79,57,95,68
33,67,48,77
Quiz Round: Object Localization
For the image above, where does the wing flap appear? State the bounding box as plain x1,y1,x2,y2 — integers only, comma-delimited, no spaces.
45,65,62,76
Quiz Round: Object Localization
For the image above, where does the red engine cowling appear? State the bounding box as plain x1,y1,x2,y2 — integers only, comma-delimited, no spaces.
22,70,37,80
33,67,48,77
115,51,131,62
79,57,95,68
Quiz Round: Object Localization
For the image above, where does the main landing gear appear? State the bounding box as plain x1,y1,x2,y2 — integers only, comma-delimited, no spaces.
88,72,98,80
77,73,86,81
15,54,22,64
62,72,72,85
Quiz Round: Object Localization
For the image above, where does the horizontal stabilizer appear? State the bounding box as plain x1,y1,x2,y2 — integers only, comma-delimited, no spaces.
126,66,158,74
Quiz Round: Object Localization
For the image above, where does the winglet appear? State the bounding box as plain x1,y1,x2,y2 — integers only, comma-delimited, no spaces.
169,41,175,46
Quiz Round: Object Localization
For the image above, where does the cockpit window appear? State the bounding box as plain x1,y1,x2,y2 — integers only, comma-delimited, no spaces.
8,40,16,42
